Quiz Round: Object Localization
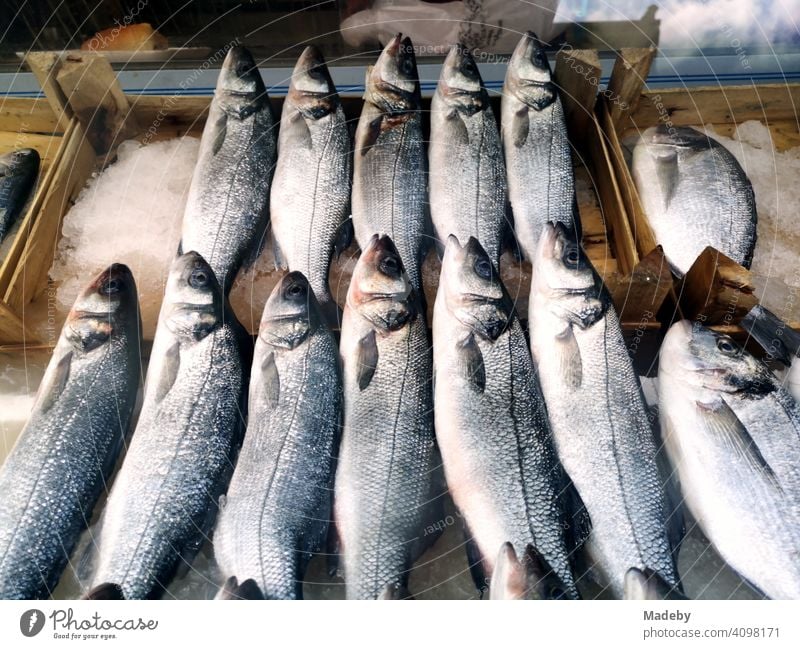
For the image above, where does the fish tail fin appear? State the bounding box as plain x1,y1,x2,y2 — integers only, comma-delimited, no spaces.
82,582,125,600
491,543,572,600
624,567,687,600
217,576,265,600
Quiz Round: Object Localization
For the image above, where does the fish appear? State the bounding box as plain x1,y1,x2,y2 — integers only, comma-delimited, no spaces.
335,234,439,599
740,304,800,402
433,235,579,598
624,567,687,600
270,47,352,327
658,320,800,599
352,35,428,291
501,33,576,260
0,148,40,245
0,264,140,599
631,125,757,276
528,223,680,598
214,271,342,599
180,45,276,293
490,542,571,600
87,252,248,599
429,44,507,265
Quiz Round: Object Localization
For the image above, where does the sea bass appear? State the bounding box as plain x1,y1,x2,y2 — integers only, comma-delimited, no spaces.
501,33,576,260
352,35,428,291
271,47,352,326
433,235,578,598
181,45,276,292
429,44,507,265
0,265,140,599
528,223,680,598
214,272,342,599
632,125,756,276
88,252,247,599
335,235,438,599
659,320,800,599
0,148,40,245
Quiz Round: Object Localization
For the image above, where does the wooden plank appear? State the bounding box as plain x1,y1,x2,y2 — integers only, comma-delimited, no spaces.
0,299,39,345
24,52,72,133
554,48,601,140
0,97,61,134
610,246,673,325
606,47,656,130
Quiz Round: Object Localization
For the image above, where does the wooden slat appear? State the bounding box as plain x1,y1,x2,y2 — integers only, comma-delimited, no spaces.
0,298,39,345
606,47,656,129
0,97,61,134
554,48,601,141
24,52,72,133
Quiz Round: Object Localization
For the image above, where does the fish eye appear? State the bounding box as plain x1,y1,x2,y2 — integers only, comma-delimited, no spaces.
400,55,414,77
100,278,121,295
463,58,476,75
236,62,251,77
286,282,305,298
563,245,581,267
533,49,548,68
716,337,737,354
474,257,492,279
189,268,209,288
380,255,401,276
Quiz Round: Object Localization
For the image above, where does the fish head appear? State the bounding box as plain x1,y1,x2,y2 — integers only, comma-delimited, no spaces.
287,46,339,119
660,319,776,396
645,125,712,153
506,32,557,110
164,252,224,341
437,44,488,113
442,235,512,342
66,263,139,352
216,45,267,115
259,271,321,350
348,234,416,332
531,222,608,330
365,34,420,113
0,147,40,176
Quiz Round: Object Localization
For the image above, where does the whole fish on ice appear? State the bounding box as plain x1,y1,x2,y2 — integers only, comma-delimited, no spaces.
0,148,40,245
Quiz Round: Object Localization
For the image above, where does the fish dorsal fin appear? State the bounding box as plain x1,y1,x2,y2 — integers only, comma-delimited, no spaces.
356,330,378,391
555,324,582,388
36,350,73,412
457,333,485,392
652,147,680,211
154,341,181,403
261,351,280,407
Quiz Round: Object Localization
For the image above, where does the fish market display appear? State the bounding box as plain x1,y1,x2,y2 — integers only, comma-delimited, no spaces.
528,223,679,598
335,234,439,599
214,272,342,599
88,252,247,599
490,543,569,600
659,320,800,599
352,35,428,291
624,568,687,600
0,265,140,599
501,33,575,259
433,235,578,598
741,304,800,402
632,125,757,276
0,148,40,245
271,47,352,326
181,45,276,292
429,44,507,265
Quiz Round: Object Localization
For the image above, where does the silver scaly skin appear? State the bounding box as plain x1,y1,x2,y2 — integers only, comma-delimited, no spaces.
352,35,428,291
501,33,575,260
528,223,679,598
433,235,578,599
89,252,247,599
181,45,276,292
214,272,342,599
0,265,140,599
659,320,800,599
632,125,757,276
271,47,351,326
0,148,40,244
335,235,438,599
429,44,507,265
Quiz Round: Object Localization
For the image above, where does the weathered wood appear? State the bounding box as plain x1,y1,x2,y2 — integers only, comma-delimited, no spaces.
56,53,139,153
0,299,39,345
24,52,72,133
0,97,61,135
554,48,602,140
611,246,673,325
606,47,656,129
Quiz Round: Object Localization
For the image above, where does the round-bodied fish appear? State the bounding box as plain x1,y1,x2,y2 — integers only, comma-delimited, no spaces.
0,264,140,599
0,148,40,245
214,272,342,599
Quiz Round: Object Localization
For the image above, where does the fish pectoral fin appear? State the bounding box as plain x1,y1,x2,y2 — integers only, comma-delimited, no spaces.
176,239,183,256
359,116,383,156
554,324,582,388
334,217,354,259
83,582,125,600
356,330,379,391
457,333,486,392
446,109,470,146
272,235,288,271
653,147,680,210
217,576,265,600
512,106,530,148
36,350,72,411
697,397,780,487
211,112,228,156
286,109,313,149
261,351,281,407
155,342,181,403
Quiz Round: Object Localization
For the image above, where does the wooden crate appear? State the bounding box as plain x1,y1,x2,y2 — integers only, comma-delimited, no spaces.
600,48,800,336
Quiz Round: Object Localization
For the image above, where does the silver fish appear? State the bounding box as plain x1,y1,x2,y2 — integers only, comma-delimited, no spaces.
271,47,352,326
0,148,40,244
740,304,800,402
490,542,570,600
501,33,575,259
88,252,247,599
659,320,800,599
433,235,578,598
624,567,687,600
429,44,507,265
352,35,428,291
632,125,757,276
528,223,680,598
181,45,276,292
335,234,438,599
0,265,140,599
214,272,342,599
